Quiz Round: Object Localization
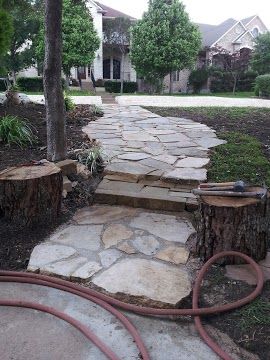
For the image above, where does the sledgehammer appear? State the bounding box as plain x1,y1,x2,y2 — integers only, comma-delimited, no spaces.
199,180,246,192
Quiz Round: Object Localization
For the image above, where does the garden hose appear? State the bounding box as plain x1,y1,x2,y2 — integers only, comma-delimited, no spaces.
0,251,264,360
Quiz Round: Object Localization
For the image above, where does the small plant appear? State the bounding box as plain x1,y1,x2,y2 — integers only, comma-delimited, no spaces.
64,91,75,111
0,115,36,147
77,145,107,175
8,84,20,92
91,104,104,116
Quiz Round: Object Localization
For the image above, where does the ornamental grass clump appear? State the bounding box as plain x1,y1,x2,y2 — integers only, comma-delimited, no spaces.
0,115,36,147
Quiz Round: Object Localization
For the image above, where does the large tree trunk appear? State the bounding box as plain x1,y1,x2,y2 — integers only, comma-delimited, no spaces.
44,0,67,162
195,189,270,264
0,162,63,226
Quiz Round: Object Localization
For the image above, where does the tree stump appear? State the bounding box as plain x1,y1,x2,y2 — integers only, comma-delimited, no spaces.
195,187,270,264
0,161,63,226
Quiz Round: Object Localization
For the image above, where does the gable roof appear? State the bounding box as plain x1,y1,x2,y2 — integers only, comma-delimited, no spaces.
241,15,256,26
95,2,136,20
197,18,238,47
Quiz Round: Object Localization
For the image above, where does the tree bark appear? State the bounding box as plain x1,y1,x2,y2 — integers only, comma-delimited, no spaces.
169,71,173,94
44,0,67,162
195,189,270,264
0,162,63,226
120,52,124,94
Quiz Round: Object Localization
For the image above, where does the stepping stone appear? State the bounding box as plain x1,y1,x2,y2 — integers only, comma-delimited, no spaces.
157,134,191,143
168,147,209,158
162,168,207,184
175,157,210,168
132,235,160,255
122,131,158,142
49,225,102,251
102,224,133,249
93,258,191,305
118,152,150,161
41,256,88,278
71,261,102,280
105,162,154,181
130,212,195,243
155,246,190,265
117,241,137,254
153,154,178,165
73,205,136,225
195,138,226,149
99,249,123,268
28,244,76,272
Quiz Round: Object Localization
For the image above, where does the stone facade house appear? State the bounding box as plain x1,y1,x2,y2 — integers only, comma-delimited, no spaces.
167,15,268,93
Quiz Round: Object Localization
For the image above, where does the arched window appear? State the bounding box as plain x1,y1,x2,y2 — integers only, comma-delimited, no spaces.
252,27,259,38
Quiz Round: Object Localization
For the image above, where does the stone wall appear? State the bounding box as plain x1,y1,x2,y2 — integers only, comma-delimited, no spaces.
163,70,190,94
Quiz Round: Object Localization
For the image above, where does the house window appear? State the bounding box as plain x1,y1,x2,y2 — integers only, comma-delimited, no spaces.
173,71,180,82
252,27,259,37
113,59,121,80
103,59,110,79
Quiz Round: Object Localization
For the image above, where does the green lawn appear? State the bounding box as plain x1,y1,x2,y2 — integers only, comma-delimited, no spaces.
23,89,95,96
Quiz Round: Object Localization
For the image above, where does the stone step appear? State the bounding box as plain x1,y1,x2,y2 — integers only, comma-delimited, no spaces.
94,178,198,212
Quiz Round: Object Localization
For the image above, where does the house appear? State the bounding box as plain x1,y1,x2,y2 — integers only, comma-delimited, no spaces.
167,15,268,93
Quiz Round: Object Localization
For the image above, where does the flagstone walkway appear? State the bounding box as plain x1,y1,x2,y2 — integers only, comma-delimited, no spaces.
28,105,226,306
84,105,225,212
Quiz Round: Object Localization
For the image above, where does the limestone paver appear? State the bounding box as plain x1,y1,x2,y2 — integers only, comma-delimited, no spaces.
102,224,133,249
42,256,88,278
155,246,190,265
162,168,207,183
175,157,210,168
99,249,123,268
93,258,191,305
71,261,102,280
117,241,138,254
132,235,160,255
130,212,196,243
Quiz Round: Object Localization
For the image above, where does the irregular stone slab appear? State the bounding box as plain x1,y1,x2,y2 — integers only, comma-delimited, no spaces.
195,137,226,149
50,225,102,251
175,157,210,168
259,252,270,268
99,249,123,268
123,131,158,142
102,224,133,249
71,261,102,280
153,154,178,165
163,168,207,183
98,179,144,193
132,236,160,255
146,129,176,135
117,241,137,254
168,147,208,158
225,264,270,285
130,212,195,243
117,152,150,161
105,162,154,181
155,246,189,265
42,256,87,278
157,134,191,143
73,205,136,225
28,244,76,272
93,258,191,305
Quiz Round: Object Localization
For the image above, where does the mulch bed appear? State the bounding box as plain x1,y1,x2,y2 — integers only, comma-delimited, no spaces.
0,103,101,270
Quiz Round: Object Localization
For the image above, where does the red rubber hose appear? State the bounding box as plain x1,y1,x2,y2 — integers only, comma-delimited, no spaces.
0,251,264,360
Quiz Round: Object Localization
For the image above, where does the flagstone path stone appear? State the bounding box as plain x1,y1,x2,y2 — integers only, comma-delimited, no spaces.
28,204,196,306
83,105,226,212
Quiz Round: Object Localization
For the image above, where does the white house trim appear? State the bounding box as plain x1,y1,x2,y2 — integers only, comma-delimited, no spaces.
232,30,255,44
210,20,246,47
244,15,258,27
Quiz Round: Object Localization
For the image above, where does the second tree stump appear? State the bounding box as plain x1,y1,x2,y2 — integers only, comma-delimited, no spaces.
195,187,270,264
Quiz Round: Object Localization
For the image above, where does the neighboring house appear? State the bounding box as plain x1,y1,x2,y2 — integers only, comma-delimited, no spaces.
166,15,268,93
20,1,137,86
19,5,268,93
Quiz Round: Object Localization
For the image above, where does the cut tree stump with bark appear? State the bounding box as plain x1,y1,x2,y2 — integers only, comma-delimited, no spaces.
195,187,270,264
0,161,63,226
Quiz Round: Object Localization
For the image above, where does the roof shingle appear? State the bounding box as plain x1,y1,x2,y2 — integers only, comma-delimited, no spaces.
95,2,136,20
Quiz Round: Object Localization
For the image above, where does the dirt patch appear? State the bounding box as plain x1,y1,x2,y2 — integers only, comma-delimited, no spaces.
0,103,102,270
200,266,270,360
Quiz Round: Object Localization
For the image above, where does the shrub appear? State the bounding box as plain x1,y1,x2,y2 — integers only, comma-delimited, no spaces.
17,77,66,92
64,92,75,111
255,74,270,98
104,81,138,93
0,115,36,147
189,68,209,93
210,69,257,93
95,79,105,87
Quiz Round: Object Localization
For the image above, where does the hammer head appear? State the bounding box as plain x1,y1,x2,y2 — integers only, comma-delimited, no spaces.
234,180,246,192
